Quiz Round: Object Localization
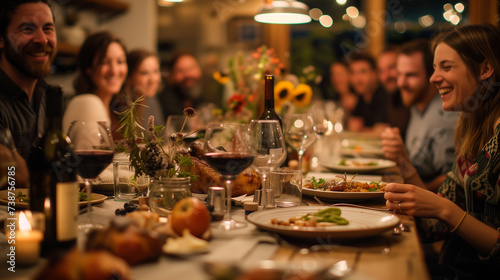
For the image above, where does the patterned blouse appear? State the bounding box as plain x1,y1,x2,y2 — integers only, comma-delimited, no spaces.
418,123,500,270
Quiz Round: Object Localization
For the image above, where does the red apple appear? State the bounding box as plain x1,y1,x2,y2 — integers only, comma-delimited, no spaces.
170,197,211,238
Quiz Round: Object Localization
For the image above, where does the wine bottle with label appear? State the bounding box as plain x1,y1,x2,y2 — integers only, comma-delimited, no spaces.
258,75,282,128
28,85,79,256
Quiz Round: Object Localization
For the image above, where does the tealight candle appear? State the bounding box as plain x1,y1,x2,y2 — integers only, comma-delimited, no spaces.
16,211,44,265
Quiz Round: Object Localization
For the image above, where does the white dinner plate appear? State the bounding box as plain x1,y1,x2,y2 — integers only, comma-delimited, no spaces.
247,206,399,239
0,188,107,210
303,173,386,201
320,158,396,173
302,188,385,201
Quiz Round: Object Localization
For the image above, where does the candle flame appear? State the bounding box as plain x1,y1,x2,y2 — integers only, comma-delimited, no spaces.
19,212,32,232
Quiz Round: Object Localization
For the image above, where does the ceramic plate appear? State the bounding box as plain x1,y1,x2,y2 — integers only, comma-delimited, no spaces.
247,206,399,239
0,188,107,210
320,158,396,173
302,188,385,201
303,173,386,201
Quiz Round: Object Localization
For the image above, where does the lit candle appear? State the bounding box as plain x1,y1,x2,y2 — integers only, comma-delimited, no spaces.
16,211,43,265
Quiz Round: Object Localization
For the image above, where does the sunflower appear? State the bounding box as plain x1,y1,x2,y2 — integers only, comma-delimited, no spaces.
274,80,294,107
291,83,313,108
213,71,229,85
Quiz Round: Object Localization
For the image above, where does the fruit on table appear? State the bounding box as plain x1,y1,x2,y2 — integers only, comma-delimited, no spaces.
170,197,211,238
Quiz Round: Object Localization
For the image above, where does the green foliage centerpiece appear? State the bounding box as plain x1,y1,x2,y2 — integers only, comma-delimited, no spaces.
114,97,197,181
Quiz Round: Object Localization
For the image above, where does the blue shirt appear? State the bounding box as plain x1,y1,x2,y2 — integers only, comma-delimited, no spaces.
406,94,459,182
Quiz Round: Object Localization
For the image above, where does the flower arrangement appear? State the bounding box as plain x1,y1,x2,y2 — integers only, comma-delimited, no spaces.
115,97,197,180
213,45,283,122
213,45,321,121
274,65,321,115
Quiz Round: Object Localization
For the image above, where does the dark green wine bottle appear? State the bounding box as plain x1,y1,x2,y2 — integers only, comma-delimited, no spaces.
28,85,78,256
258,75,282,129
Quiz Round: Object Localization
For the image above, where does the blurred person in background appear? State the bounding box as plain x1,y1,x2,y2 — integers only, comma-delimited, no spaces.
113,49,164,138
347,52,389,133
158,50,222,120
381,38,458,192
377,45,410,139
330,60,358,116
63,31,127,135
0,0,58,187
384,24,500,279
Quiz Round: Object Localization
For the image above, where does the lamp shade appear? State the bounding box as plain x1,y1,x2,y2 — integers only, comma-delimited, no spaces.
254,0,312,24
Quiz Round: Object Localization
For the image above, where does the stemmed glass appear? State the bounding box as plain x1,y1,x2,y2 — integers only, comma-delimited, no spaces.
203,123,254,230
310,102,334,166
0,129,17,188
67,121,114,230
248,120,287,208
166,115,203,147
284,114,317,172
310,102,333,137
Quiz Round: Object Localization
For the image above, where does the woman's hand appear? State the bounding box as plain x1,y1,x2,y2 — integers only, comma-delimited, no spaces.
384,183,452,219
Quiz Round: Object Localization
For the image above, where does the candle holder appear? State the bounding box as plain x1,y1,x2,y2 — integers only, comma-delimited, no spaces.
4,211,45,265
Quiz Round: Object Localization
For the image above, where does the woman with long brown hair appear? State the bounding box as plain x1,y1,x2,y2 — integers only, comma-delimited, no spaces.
384,24,500,278
63,31,128,134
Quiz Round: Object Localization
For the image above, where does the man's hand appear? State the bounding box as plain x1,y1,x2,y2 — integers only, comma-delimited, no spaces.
381,127,409,164
1,144,28,189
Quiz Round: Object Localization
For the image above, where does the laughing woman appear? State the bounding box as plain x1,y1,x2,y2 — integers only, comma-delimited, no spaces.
63,31,128,134
384,24,500,279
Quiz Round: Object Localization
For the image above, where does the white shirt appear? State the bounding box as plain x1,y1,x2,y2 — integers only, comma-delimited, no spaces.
62,94,110,135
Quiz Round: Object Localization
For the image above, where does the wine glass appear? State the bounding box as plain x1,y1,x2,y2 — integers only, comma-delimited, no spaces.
203,123,254,230
0,129,17,188
248,120,287,208
310,102,333,137
67,121,114,230
309,102,334,168
166,115,204,147
284,114,317,172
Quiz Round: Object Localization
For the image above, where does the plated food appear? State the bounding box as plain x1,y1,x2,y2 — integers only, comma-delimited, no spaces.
0,189,107,209
302,173,386,201
304,174,386,193
270,207,349,228
247,206,400,239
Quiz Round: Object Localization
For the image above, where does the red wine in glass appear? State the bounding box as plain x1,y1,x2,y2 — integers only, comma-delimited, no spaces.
75,150,114,179
204,152,254,176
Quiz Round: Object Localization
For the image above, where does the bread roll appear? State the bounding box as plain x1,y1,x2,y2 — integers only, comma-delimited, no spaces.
86,217,163,265
34,249,131,280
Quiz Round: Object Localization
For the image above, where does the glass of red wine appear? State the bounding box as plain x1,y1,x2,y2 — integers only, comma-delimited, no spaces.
67,121,114,230
203,123,254,230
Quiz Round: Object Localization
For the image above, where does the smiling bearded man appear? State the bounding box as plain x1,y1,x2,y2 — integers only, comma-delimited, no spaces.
2,29,56,79
0,0,59,188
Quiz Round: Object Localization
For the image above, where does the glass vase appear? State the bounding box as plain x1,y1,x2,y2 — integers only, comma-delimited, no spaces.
148,177,191,215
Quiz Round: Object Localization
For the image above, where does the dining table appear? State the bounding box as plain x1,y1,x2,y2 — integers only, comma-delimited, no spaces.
0,131,430,280
0,178,429,279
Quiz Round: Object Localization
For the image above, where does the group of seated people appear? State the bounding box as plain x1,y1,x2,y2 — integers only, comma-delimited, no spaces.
329,39,459,192
0,1,499,279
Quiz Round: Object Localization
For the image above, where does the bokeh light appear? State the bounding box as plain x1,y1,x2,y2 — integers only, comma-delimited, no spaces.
309,8,323,21
418,15,434,27
350,15,366,28
394,21,407,34
319,15,333,28
346,6,359,18
443,3,453,11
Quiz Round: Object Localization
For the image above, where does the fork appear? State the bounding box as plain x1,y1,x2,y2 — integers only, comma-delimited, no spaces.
313,196,392,212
